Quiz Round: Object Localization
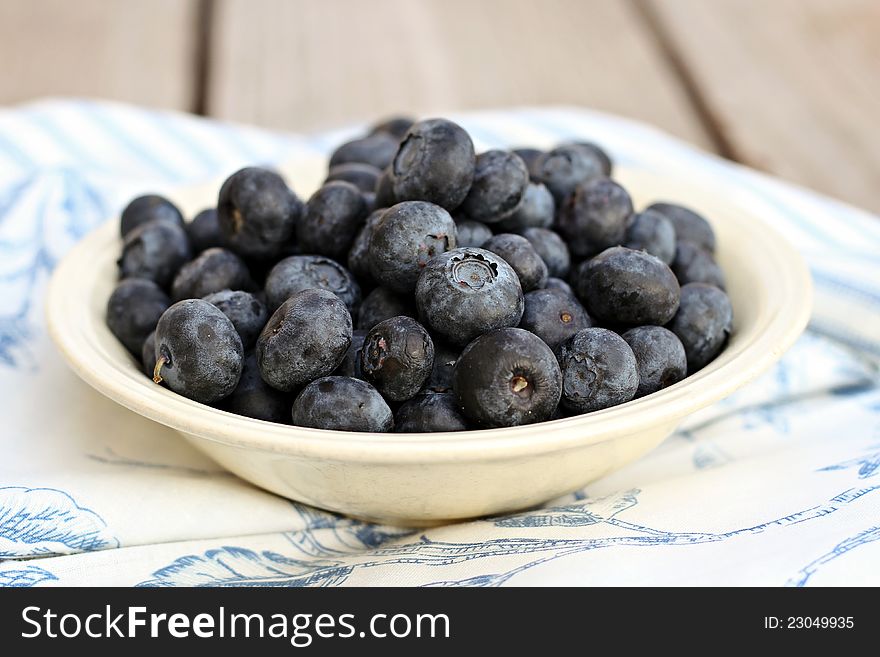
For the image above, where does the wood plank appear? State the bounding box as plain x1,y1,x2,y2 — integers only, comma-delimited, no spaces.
0,0,201,111
206,0,713,148
643,0,880,212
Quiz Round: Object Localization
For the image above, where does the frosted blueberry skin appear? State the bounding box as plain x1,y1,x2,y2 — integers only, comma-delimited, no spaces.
118,219,192,288
454,219,493,248
360,316,435,402
624,210,676,265
460,150,530,223
519,288,591,351
558,177,633,258
533,144,604,204
106,277,170,355
647,202,716,253
171,247,254,302
369,116,416,140
621,326,687,398
219,352,292,424
556,327,639,414
297,181,368,259
574,246,680,326
544,277,575,297
347,209,386,285
394,392,469,432
120,194,184,237
671,240,726,290
453,328,562,428
521,227,571,279
329,133,399,170
217,167,302,259
256,288,353,392
668,283,733,373
391,118,476,211
292,377,393,432
185,208,226,252
415,247,524,347
511,147,544,180
368,201,457,295
325,163,382,193
421,340,461,393
141,331,157,377
374,167,396,208
357,287,415,331
202,289,268,349
153,299,244,404
334,329,368,379
565,141,613,177
496,182,555,232
264,254,361,314
481,233,548,292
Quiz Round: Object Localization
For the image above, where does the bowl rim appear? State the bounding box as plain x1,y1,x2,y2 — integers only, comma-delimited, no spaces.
46,165,813,463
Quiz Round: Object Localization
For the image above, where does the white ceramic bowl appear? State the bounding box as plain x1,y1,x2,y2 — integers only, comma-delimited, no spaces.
46,156,812,525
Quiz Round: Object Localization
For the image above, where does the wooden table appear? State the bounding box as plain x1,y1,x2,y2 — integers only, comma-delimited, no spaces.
2,0,878,212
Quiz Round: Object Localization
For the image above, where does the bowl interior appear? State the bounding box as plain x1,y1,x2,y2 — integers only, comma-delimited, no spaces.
46,157,812,464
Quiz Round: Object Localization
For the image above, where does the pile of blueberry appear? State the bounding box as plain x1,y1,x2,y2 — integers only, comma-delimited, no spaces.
106,116,732,433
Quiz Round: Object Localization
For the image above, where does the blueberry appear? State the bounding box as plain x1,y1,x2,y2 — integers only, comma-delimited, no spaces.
347,209,385,284
368,201,457,294
291,376,393,432
453,328,561,427
422,340,460,393
257,288,352,392
361,316,434,402
647,202,715,252
361,191,377,215
519,288,591,351
297,181,367,259
325,163,382,193
186,208,226,252
621,326,687,398
496,182,555,232
329,133,398,170
264,255,361,314
369,116,415,140
544,277,575,297
334,329,368,379
624,209,676,265
557,327,639,413
511,148,544,180
574,246,680,326
558,177,633,258
141,331,157,377
357,287,415,331
671,240,726,289
567,141,613,176
118,219,191,288
395,392,468,432
374,168,396,207
217,167,302,259
220,352,292,423
203,289,268,349
460,150,529,223
455,219,493,247
521,227,571,278
415,247,524,346
106,278,170,354
120,194,184,237
391,118,475,210
152,299,244,404
171,247,254,301
668,283,732,373
533,144,604,204
481,233,548,292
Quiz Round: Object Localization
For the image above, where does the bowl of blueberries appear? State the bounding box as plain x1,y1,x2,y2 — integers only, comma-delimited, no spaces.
47,116,811,525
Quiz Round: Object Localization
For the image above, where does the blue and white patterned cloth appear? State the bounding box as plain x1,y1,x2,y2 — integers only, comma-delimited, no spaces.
1,99,879,587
